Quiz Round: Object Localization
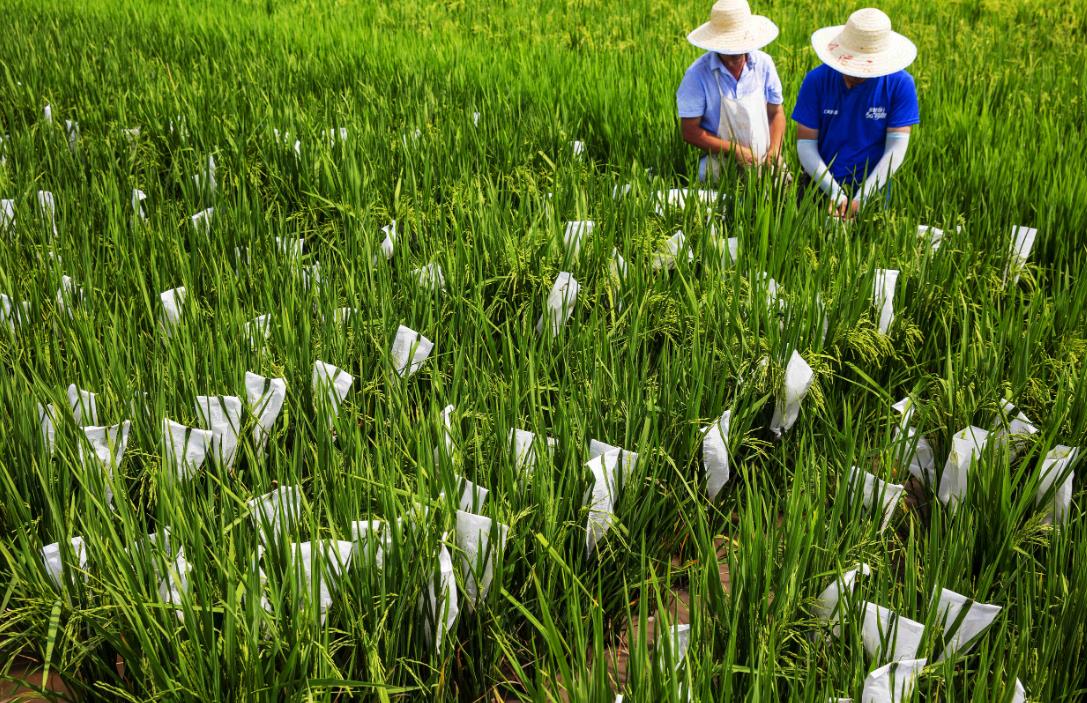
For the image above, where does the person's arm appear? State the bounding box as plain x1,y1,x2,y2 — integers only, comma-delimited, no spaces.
766,103,785,162
680,118,756,166
796,124,849,214
856,127,911,204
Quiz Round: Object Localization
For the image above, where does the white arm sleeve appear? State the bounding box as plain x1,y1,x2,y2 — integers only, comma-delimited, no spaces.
797,139,847,205
859,132,910,203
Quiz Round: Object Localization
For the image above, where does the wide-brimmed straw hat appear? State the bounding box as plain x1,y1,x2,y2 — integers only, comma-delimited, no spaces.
811,8,917,78
687,0,779,55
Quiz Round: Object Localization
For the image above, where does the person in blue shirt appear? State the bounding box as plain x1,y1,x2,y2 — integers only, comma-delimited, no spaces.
792,8,920,218
677,0,785,182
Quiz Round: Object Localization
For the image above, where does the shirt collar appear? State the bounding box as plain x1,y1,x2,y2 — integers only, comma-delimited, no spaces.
710,52,754,78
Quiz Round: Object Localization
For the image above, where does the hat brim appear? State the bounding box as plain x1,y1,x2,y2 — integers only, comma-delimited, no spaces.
810,25,917,78
687,16,779,55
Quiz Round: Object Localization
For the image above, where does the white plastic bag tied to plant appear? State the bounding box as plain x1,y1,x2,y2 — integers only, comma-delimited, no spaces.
938,426,989,507
652,230,694,272
159,286,187,334
245,372,287,454
191,207,214,231
1005,225,1037,284
288,540,354,623
860,602,925,663
571,140,585,158
275,237,303,263
56,275,82,318
815,563,872,626
65,119,79,152
193,155,217,193
37,190,57,237
162,418,213,481
66,384,98,426
414,262,446,292
860,658,926,703
132,189,147,220
422,536,459,652
311,361,353,431
659,622,692,672
770,350,815,437
563,220,594,262
351,519,390,570
1011,679,1026,703
391,324,434,377
41,536,87,589
588,438,639,482
375,221,397,263
934,587,1002,660
43,104,53,124
585,450,621,557
457,476,488,513
456,510,509,609
79,421,132,508
872,269,899,335
247,314,271,351
990,400,1038,460
509,428,557,477
536,272,579,338
195,395,243,469
891,397,935,484
1036,444,1079,525
38,403,58,455
848,466,905,532
248,485,302,542
703,409,732,501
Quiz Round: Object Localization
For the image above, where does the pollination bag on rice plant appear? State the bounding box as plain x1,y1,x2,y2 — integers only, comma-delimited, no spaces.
311,361,353,431
1005,225,1037,284
122,127,141,143
37,190,57,237
159,286,187,334
652,230,694,272
815,563,872,627
162,418,213,481
302,263,321,293
653,188,718,216
1036,444,1079,525
770,350,814,438
195,395,243,469
333,307,359,324
456,510,509,609
457,476,488,513
1,199,14,231
43,104,54,124
535,272,580,338
391,325,434,377
1012,679,1026,703
938,426,989,507
609,248,629,286
571,140,585,158
248,485,302,542
703,409,732,501
414,262,447,292
193,155,216,193
56,275,83,318
890,397,935,483
588,439,639,478
190,208,214,231
934,587,1002,660
289,540,354,623
861,658,926,703
41,536,87,589
990,400,1038,460
754,272,785,315
1,293,29,332
872,269,899,335
433,404,456,465
273,128,301,157
66,384,98,426
131,189,147,220
156,549,192,620
79,421,132,508
860,602,925,663
65,120,79,152
611,183,631,199
246,314,271,351
585,450,622,557
509,428,558,477
421,535,460,652
848,466,905,532
375,221,397,264
472,111,480,126
563,221,594,262
245,372,287,454
275,237,303,263
38,403,58,455
351,519,390,570
917,223,961,252
655,622,692,675
326,127,348,145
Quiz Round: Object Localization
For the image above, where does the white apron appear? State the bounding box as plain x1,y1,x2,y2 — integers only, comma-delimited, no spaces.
704,69,771,181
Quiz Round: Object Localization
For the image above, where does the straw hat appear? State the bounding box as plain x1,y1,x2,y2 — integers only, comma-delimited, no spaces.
811,8,917,78
687,0,779,55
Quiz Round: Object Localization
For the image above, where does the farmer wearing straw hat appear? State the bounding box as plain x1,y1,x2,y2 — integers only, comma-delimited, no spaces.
677,0,786,182
793,8,919,218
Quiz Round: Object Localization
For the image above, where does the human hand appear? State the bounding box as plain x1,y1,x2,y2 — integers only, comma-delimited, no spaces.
828,197,849,219
845,199,861,219
732,145,758,167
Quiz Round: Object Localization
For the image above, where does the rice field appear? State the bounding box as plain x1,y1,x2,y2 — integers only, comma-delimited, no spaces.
1,0,1086,701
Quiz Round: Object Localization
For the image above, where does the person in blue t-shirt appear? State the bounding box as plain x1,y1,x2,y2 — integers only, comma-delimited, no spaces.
792,8,919,219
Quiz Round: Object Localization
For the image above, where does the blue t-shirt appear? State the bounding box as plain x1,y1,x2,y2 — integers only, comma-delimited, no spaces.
791,65,920,185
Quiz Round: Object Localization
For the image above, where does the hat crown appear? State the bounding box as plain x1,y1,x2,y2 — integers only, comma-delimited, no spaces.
839,8,893,53
709,0,753,31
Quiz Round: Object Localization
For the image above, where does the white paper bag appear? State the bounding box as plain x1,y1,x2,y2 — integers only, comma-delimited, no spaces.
611,183,631,199
302,263,321,293
652,230,694,272
1005,226,1037,284
872,269,899,335
861,658,926,703
156,549,192,620
1011,678,1026,703
159,287,187,333
194,395,243,469
456,510,509,608
457,476,488,513
414,262,446,292
326,127,348,145
609,248,629,284
938,426,989,507
248,485,302,541
703,409,732,501
848,466,905,532
376,221,397,263
246,314,271,350
276,237,303,262
162,418,213,480
311,361,353,430
585,451,621,557
917,224,960,252
891,397,935,483
472,111,481,126
245,372,287,453
990,400,1038,460
41,536,87,589
1,199,14,231
191,208,214,231
37,190,57,236
563,221,594,262
289,540,354,622
193,155,217,193
79,422,132,507
770,350,814,437
38,403,58,455
1036,444,1079,525
43,104,53,124
435,403,456,464
66,384,98,426
814,563,872,624
509,428,558,477
391,325,434,377
660,622,692,671
132,189,147,220
860,602,925,662
934,587,1001,660
333,307,359,325
422,535,460,651
56,276,82,318
65,120,79,152
571,140,585,158
653,188,718,216
536,272,579,337
350,519,390,569
588,439,639,479
273,128,302,157
1,293,28,332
